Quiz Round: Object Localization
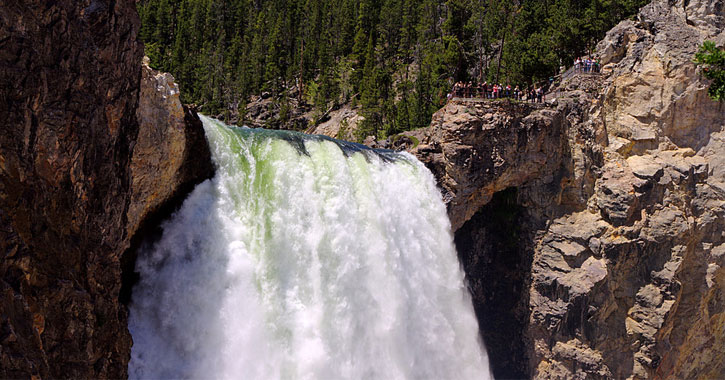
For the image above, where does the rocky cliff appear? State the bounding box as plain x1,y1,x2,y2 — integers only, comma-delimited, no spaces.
2,0,724,378
395,0,725,378
0,2,212,377
122,61,214,306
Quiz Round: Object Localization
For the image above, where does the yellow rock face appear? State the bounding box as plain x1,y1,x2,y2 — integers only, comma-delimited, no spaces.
127,61,189,236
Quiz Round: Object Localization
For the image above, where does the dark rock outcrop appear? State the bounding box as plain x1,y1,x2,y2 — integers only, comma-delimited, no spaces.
0,3,213,378
0,1,143,377
242,93,311,131
454,188,533,379
243,94,364,141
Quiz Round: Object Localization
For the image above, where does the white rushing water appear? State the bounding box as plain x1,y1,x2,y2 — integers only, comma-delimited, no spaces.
128,116,492,379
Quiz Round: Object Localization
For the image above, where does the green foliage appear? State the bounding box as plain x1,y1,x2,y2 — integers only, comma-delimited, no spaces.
695,41,725,101
137,0,648,140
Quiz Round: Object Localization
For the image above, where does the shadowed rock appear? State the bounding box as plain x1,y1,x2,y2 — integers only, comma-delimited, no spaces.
0,6,213,378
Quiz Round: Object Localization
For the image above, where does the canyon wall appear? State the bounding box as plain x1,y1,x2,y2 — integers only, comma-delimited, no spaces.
0,2,212,377
398,0,725,378
1,0,724,378
0,1,142,377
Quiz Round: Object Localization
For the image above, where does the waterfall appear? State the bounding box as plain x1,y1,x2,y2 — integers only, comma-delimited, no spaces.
127,116,492,379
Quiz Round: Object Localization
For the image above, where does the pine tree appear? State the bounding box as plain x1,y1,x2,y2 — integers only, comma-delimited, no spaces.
695,41,725,101
136,0,648,132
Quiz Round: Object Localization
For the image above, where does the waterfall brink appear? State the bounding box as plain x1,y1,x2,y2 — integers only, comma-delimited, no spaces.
128,116,492,379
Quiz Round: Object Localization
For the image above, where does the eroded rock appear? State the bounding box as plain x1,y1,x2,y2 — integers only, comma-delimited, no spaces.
403,1,725,378
128,60,214,238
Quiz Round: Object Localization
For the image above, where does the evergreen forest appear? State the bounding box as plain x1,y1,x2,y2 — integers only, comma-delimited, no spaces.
138,0,648,139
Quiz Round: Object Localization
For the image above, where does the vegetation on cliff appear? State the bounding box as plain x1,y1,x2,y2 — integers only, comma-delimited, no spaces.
695,41,725,101
137,0,647,138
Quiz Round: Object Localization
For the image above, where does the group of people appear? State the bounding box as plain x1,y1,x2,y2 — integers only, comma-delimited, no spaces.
444,57,601,105
448,81,546,103
574,56,601,73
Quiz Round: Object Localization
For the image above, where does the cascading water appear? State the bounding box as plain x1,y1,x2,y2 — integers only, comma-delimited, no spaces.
127,115,492,379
